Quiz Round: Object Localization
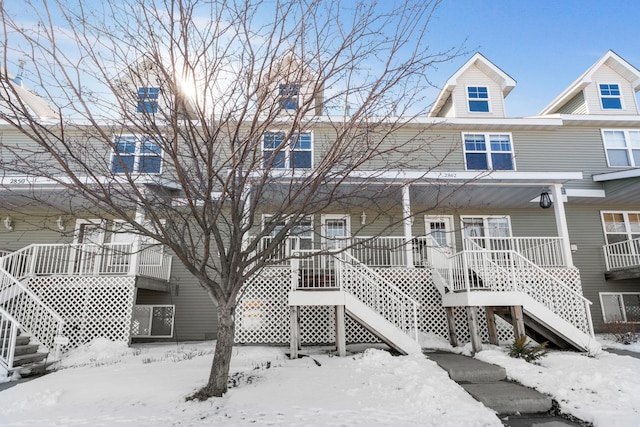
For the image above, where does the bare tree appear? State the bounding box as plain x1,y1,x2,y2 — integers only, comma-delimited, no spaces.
0,0,464,397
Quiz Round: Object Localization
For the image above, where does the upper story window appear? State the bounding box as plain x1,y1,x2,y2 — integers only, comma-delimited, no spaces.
599,84,622,109
111,135,162,174
463,133,514,170
602,129,640,167
279,84,299,111
137,87,160,113
467,86,489,112
263,131,312,169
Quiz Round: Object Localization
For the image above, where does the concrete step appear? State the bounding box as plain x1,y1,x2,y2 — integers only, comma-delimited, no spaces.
427,351,507,382
0,335,30,347
462,381,552,415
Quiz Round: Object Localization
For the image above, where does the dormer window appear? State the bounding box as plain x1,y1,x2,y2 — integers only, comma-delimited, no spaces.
279,84,299,111
599,84,622,109
137,87,160,113
467,86,489,112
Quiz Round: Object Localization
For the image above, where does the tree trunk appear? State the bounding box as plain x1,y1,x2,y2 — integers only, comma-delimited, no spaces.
204,305,236,397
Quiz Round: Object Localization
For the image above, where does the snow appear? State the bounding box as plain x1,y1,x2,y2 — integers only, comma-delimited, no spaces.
0,334,638,426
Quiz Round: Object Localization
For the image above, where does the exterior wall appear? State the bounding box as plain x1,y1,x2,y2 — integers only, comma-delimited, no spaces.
449,64,506,118
556,92,587,114
584,63,639,115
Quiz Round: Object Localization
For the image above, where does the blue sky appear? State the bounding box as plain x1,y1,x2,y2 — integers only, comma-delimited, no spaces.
425,0,640,117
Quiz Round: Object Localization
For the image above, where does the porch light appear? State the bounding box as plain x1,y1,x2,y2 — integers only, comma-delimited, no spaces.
56,216,65,231
539,192,552,209
361,211,366,225
4,216,13,231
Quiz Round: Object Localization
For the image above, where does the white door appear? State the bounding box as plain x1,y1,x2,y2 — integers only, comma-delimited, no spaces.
73,219,105,274
321,215,350,251
421,216,455,267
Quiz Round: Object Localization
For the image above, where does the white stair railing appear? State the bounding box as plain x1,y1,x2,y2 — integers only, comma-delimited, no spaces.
338,252,420,340
449,248,594,336
0,307,19,369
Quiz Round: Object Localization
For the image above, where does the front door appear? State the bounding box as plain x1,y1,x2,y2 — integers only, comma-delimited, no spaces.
421,215,455,267
321,215,350,251
73,219,105,274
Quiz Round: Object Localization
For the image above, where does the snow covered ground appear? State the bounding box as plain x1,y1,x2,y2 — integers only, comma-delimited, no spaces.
0,334,638,427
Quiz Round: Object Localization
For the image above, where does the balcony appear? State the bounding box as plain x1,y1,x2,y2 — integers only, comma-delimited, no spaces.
603,238,640,280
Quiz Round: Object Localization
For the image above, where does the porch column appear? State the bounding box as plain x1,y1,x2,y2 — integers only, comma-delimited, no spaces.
129,197,146,276
466,306,482,354
335,305,346,357
551,184,573,267
402,184,414,268
289,306,300,359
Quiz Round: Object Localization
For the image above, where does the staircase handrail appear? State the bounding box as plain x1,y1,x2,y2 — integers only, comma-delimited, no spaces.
0,306,19,369
338,251,420,340
0,264,65,359
457,249,594,336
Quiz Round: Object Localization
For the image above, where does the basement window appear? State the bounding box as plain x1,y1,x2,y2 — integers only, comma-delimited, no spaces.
131,305,175,337
600,293,640,323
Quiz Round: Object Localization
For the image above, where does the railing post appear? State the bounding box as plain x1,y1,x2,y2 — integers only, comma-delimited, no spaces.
291,255,299,291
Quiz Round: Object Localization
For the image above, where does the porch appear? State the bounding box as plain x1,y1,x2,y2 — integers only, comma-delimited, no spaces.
603,237,640,280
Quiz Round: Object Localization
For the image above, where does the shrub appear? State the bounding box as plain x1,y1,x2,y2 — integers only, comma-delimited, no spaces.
603,321,640,345
507,335,548,363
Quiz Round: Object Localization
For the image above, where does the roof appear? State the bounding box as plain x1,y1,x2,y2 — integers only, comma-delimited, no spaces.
539,50,640,115
1,73,58,120
428,53,517,117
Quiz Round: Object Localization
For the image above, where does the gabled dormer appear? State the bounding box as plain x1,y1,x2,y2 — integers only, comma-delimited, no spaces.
429,53,516,118
540,50,640,116
258,52,324,116
115,57,198,120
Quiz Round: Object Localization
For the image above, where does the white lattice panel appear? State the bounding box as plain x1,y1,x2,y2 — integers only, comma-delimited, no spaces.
27,276,136,351
234,265,583,348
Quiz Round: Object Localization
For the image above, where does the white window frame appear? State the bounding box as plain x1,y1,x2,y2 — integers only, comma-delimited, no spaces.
131,304,175,338
598,83,623,110
460,215,512,249
111,134,163,175
466,85,490,113
462,132,516,171
262,131,313,170
599,292,640,323
601,129,640,167
600,211,640,244
261,214,314,253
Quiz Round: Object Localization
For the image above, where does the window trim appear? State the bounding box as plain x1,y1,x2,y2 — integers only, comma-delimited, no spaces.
599,292,640,323
600,211,640,244
462,132,516,171
131,304,175,338
137,86,160,114
601,129,640,168
262,130,313,170
466,85,490,113
598,83,623,110
111,134,163,175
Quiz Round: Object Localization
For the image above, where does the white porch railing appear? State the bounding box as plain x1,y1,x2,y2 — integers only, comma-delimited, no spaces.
603,238,640,271
464,237,566,267
0,307,19,369
290,249,420,340
0,243,171,282
446,249,594,336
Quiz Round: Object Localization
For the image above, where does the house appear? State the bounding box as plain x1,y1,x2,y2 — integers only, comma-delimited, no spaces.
2,49,640,372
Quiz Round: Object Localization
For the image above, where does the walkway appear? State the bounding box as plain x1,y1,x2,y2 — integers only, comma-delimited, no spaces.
425,351,585,427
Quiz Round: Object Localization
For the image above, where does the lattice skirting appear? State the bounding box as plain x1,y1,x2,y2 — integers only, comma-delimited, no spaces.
234,267,516,346
27,275,136,351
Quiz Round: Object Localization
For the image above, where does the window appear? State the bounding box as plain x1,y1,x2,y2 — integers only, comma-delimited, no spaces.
463,133,515,170
461,216,511,250
599,84,622,110
137,87,160,113
131,305,175,337
111,135,162,174
263,131,312,169
602,130,640,167
467,86,489,112
601,212,640,245
600,293,640,323
262,215,313,261
279,84,299,111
